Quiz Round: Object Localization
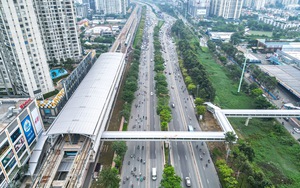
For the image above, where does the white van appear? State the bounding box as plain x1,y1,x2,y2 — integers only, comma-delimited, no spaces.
152,168,157,180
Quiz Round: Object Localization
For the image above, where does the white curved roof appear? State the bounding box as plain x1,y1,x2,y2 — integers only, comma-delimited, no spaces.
47,52,125,137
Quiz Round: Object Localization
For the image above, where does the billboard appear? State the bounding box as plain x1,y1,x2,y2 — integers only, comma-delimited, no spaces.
21,115,36,145
31,108,43,135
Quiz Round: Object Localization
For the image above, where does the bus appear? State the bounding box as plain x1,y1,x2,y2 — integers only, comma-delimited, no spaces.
188,125,194,132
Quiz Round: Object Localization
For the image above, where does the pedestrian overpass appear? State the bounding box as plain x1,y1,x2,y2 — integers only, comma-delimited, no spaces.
101,103,300,141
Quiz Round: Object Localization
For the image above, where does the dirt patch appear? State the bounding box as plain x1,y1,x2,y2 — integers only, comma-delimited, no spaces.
97,53,133,167
200,111,226,159
200,111,222,131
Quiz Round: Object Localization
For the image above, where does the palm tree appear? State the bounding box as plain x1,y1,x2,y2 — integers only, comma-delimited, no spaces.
224,131,237,161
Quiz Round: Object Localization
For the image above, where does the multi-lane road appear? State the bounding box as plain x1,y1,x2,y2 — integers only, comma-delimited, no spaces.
160,13,220,188
120,4,220,188
121,6,164,188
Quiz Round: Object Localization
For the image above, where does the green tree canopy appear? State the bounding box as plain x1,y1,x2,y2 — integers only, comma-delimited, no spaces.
112,141,127,157
196,105,206,115
251,88,263,97
185,76,193,85
160,165,182,188
254,96,272,109
98,167,120,188
187,83,196,92
194,97,204,106
225,131,237,147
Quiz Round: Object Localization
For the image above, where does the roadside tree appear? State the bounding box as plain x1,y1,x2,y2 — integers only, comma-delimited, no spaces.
160,165,182,188
112,141,127,158
98,167,120,188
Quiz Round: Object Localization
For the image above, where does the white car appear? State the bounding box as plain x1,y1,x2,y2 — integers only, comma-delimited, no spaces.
293,128,300,134
150,92,153,96
185,177,191,187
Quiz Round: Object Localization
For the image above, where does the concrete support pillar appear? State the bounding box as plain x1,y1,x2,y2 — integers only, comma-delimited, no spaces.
245,117,252,126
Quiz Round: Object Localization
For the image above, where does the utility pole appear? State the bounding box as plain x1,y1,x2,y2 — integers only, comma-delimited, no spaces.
238,55,248,93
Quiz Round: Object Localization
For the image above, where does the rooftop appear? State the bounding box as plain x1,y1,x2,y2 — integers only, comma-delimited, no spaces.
0,98,31,132
47,52,125,137
258,65,300,98
257,39,295,48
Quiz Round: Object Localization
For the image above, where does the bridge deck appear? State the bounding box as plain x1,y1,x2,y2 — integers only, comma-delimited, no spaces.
222,109,300,117
101,131,226,141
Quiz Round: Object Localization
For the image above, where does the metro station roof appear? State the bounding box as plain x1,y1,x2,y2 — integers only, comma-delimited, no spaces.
47,52,124,136
258,65,300,99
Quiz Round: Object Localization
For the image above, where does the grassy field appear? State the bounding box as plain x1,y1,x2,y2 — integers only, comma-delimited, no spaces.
197,46,300,188
157,20,164,29
249,30,273,37
197,46,255,109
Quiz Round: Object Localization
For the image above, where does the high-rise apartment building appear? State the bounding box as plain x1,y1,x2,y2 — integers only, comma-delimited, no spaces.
188,0,210,18
76,3,89,18
90,0,96,11
96,0,128,15
210,0,244,19
0,0,82,98
281,0,298,5
34,0,82,62
0,0,55,97
254,0,266,9
243,0,253,7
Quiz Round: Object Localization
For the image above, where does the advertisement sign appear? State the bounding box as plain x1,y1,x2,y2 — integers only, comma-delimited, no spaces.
14,136,25,152
31,108,43,135
20,98,32,109
21,115,36,145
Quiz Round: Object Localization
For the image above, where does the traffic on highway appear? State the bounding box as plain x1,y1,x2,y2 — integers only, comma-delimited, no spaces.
120,4,220,188
121,6,164,188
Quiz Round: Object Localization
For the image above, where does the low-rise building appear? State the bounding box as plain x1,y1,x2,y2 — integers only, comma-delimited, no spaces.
208,32,234,43
0,98,45,186
258,15,300,30
85,26,113,36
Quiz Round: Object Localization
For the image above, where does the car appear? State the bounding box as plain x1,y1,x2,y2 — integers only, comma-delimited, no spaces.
150,92,153,96
293,127,300,133
171,85,174,89
185,177,191,187
171,103,175,108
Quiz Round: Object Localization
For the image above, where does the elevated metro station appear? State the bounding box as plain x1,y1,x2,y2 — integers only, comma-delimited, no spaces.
32,52,126,187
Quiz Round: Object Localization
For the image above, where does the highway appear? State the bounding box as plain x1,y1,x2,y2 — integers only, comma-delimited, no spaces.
160,13,221,188
159,14,200,188
120,6,164,188
120,3,220,188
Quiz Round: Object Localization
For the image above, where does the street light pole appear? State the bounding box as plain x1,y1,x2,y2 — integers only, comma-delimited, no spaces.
238,56,247,93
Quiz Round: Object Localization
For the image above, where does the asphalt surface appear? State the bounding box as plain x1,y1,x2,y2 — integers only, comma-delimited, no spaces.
121,5,221,188
160,13,220,188
120,6,163,188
